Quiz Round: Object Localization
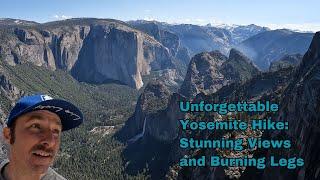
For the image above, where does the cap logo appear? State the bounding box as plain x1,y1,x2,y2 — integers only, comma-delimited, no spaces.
41,95,53,101
33,105,81,121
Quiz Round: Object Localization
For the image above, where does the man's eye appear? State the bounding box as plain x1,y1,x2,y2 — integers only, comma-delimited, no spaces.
53,129,61,135
30,124,41,129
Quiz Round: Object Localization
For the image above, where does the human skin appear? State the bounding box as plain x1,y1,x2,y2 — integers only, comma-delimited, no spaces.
2,110,62,180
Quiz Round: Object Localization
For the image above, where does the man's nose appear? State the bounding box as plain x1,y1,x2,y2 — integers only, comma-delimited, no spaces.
41,131,58,147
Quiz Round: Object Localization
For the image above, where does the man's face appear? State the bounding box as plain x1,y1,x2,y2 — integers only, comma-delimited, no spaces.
4,110,62,174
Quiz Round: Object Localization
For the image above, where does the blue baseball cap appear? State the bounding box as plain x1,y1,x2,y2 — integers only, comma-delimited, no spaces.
7,94,84,131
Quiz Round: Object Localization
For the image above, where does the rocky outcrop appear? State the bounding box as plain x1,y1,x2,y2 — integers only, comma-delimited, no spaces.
0,64,24,103
179,50,228,98
150,68,184,89
146,93,186,142
202,67,294,103
120,79,186,143
0,18,177,89
118,80,187,178
179,49,260,99
269,53,303,72
221,48,260,81
121,80,171,140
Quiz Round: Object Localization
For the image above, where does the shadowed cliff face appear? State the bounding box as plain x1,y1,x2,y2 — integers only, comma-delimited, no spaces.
271,32,320,180
179,50,228,99
117,80,187,178
70,25,143,89
118,80,185,142
0,18,177,89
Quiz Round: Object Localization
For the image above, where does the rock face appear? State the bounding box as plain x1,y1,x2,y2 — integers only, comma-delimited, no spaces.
70,24,175,89
269,32,320,180
204,67,294,103
221,48,260,81
179,50,228,99
146,92,186,142
0,18,177,89
269,53,303,72
0,65,24,103
119,80,186,142
120,80,171,140
237,29,313,70
128,20,191,66
0,25,88,70
129,21,180,56
163,24,232,56
119,80,187,178
179,49,259,99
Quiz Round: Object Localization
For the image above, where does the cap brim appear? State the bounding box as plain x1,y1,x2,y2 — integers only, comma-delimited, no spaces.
11,99,83,131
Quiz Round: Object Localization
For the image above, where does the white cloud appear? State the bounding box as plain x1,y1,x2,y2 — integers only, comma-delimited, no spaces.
53,14,73,20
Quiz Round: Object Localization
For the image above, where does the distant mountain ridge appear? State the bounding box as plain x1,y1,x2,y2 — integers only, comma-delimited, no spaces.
237,29,313,70
129,20,313,72
129,20,269,57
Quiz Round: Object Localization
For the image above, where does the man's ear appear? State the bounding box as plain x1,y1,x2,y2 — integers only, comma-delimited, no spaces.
2,127,12,144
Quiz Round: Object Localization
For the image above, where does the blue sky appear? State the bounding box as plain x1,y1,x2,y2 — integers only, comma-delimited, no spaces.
0,0,319,31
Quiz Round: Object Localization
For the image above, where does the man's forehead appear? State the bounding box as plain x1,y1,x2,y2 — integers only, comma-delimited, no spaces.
21,110,62,125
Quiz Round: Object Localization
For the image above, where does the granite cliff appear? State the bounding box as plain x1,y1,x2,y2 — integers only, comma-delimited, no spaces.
179,49,259,99
0,18,179,89
119,80,185,142
118,80,186,178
